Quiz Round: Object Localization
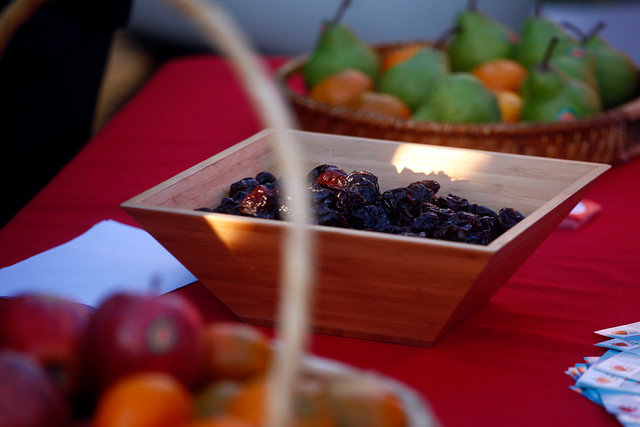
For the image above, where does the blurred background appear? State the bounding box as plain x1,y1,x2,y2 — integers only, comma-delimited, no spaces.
1,0,640,227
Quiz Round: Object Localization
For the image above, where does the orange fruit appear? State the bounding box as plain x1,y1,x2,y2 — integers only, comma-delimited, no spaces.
324,376,406,427
92,372,193,427
181,415,254,427
471,58,528,92
309,69,374,106
202,322,271,381
492,89,523,123
348,91,411,119
226,377,335,427
381,44,423,72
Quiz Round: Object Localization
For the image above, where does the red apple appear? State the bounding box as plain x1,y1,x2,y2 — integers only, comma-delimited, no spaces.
0,293,92,396
82,291,205,393
0,350,72,427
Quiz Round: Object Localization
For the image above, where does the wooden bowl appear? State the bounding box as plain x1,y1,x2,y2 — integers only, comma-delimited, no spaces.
122,129,609,347
274,42,640,165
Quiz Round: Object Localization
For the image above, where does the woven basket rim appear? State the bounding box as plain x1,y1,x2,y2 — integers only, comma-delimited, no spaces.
274,40,640,136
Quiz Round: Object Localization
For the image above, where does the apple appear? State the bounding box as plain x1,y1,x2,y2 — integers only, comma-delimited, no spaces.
0,293,92,396
82,291,205,393
0,350,72,427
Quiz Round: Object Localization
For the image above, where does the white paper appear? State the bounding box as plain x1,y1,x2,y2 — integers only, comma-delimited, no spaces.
0,220,197,307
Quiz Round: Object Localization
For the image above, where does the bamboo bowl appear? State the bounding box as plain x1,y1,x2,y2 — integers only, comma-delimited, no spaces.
122,129,609,347
274,42,640,165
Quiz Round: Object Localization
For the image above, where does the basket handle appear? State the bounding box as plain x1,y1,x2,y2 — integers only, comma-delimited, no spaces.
0,0,50,57
162,1,314,426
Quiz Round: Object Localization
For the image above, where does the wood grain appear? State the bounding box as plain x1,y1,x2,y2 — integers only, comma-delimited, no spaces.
122,129,610,346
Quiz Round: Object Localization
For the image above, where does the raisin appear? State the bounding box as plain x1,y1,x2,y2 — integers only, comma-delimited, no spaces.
348,205,385,230
466,229,494,245
468,203,498,218
229,177,259,199
411,212,439,234
381,188,417,225
493,207,525,234
436,194,469,212
213,197,239,215
315,165,347,190
334,188,367,213
237,185,279,219
345,171,381,204
407,182,435,204
433,223,467,242
256,171,277,185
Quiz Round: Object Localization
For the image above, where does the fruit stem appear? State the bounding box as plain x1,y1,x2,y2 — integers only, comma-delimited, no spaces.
539,36,559,71
585,20,607,42
332,0,351,26
434,25,461,50
533,0,544,18
561,21,586,42
467,0,478,12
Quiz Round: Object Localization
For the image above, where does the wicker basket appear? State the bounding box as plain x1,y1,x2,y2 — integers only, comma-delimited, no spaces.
274,41,640,165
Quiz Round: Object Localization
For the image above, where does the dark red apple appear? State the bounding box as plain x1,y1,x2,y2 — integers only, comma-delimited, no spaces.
0,350,72,427
0,294,92,396
82,292,205,393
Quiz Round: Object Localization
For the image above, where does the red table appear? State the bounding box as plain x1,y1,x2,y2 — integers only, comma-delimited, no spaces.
2,55,640,426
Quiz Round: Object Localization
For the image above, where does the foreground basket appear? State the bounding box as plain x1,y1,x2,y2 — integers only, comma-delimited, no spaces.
122,129,609,347
274,42,640,165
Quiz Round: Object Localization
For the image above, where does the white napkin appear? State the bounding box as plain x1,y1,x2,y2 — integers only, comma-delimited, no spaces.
0,219,197,307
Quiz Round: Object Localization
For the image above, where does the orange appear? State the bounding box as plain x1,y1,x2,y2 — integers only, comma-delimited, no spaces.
226,377,335,427
202,322,271,381
324,376,406,427
471,58,528,92
381,44,423,72
309,69,374,106
92,372,193,427
492,89,523,123
181,415,254,427
348,91,411,119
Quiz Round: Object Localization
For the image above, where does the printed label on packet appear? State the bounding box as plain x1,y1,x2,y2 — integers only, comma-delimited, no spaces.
595,352,640,381
601,392,640,417
597,339,640,356
577,368,640,394
596,322,640,343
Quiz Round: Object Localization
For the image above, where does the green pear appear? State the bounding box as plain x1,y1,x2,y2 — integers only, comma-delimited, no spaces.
303,0,379,89
581,22,639,109
413,73,500,123
514,0,574,69
520,38,602,122
377,27,456,111
446,0,519,72
549,38,599,91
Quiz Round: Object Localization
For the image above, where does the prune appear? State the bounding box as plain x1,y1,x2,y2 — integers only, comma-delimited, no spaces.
411,212,439,234
308,184,335,206
315,207,350,228
213,197,239,215
436,194,469,212
381,188,417,225
468,203,497,218
256,171,277,185
334,188,367,213
237,185,279,219
422,203,454,222
450,211,482,232
315,165,347,190
347,205,384,230
206,166,526,246
493,208,525,234
229,177,259,199
345,171,380,204
433,223,467,242
466,230,494,245
407,182,435,204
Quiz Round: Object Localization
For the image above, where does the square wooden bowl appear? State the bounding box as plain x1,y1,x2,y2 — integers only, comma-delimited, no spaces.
122,129,610,347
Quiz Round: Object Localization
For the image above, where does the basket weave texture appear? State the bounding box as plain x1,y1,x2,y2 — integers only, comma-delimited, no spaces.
275,42,640,165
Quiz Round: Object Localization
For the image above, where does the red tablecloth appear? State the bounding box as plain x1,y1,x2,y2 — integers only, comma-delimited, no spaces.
2,55,640,426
